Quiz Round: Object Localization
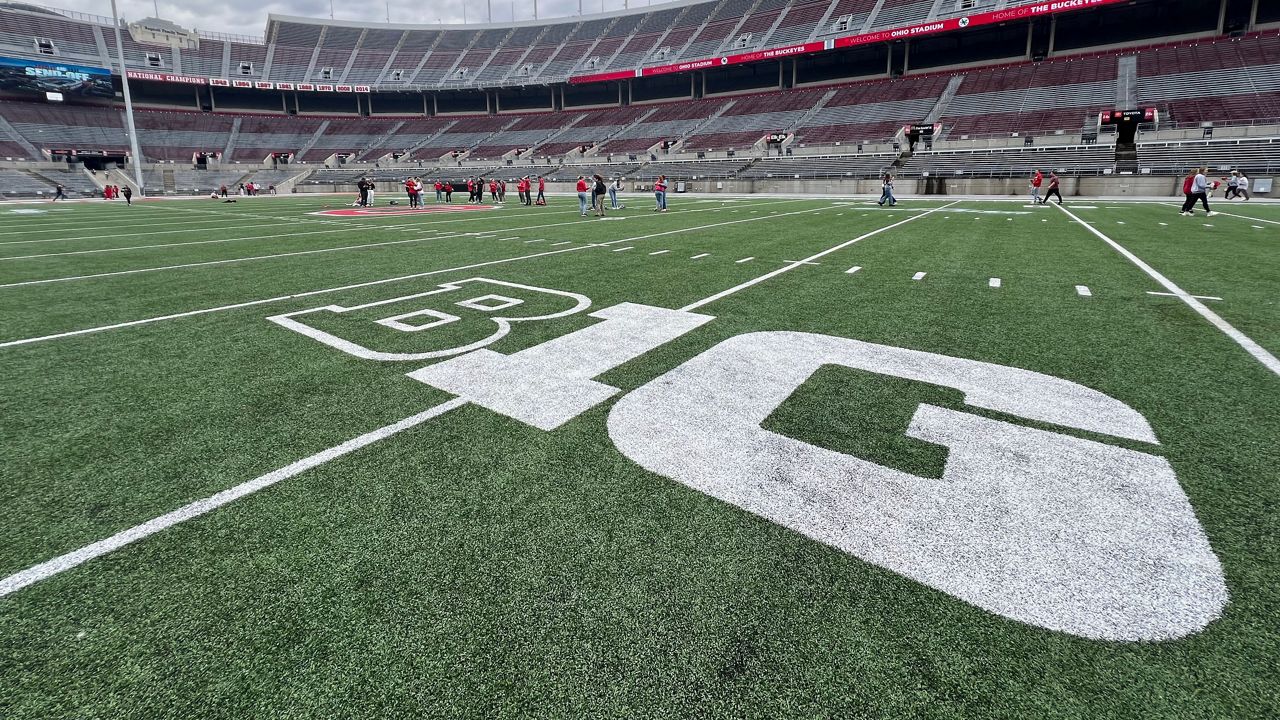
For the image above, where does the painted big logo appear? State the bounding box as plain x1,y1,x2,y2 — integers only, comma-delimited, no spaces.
272,278,1227,641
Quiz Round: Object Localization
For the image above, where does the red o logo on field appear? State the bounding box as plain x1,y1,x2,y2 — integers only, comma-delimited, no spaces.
310,205,500,217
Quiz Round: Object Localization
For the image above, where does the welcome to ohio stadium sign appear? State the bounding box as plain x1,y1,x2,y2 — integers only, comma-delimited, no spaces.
571,0,1129,84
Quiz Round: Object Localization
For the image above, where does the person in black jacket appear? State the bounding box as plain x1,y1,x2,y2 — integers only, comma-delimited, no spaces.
592,174,607,217
356,178,370,207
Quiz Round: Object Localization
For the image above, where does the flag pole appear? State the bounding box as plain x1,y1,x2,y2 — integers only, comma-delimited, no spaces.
109,0,146,197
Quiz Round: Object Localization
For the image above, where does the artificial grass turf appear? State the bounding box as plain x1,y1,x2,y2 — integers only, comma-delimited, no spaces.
1,195,1277,719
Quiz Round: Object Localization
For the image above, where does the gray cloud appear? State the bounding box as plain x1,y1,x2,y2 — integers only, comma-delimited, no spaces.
50,0,665,39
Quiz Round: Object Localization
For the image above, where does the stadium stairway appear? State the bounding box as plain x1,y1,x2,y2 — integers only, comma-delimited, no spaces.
222,118,242,161
0,112,39,160
294,121,332,162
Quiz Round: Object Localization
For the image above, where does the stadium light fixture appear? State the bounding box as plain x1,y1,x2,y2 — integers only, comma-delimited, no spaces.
110,0,146,197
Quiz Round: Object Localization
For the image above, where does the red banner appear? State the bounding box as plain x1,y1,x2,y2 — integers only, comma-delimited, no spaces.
570,0,1130,84
126,70,208,85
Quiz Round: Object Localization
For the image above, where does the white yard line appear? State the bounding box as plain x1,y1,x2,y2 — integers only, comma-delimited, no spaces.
0,398,469,598
1056,203,1280,376
1,204,835,347
681,201,958,312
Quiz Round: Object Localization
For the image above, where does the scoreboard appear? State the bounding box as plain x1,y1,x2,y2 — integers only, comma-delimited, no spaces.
1100,108,1158,124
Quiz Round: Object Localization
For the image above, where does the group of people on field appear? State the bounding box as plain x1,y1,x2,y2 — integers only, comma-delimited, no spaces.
1178,168,1251,215
1029,170,1063,205
101,184,132,204
574,175,648,217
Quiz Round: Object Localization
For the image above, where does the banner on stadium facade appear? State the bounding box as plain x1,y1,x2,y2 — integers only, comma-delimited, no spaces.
126,70,207,85
570,0,1130,84
1099,108,1157,124
0,55,113,98
903,122,943,136
210,78,230,86
254,81,274,89
764,132,789,144
231,79,252,88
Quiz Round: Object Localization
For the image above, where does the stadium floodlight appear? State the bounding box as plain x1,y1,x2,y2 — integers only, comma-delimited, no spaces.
110,0,146,197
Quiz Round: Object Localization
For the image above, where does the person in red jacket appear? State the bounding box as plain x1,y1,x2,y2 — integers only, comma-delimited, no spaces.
466,178,475,203
444,182,453,203
405,177,418,208
1030,170,1043,204
576,176,590,216
433,180,443,203
653,175,668,212
517,177,529,205
488,178,498,202
536,176,546,205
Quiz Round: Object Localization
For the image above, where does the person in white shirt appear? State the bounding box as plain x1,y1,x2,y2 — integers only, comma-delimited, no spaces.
608,177,623,210
1182,167,1216,217
1236,172,1250,201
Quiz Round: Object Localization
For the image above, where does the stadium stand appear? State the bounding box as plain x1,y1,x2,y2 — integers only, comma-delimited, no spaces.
0,2,1277,198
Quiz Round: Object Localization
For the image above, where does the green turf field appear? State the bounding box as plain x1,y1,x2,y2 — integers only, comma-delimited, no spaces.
1,194,1278,719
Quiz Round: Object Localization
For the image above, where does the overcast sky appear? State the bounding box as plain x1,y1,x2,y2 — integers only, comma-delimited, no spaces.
50,0,664,38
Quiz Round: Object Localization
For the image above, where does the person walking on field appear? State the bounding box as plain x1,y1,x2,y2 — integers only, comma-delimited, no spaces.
444,182,453,203
489,178,498,203
1181,167,1215,216
1030,170,1043,204
121,186,133,205
592,174,608,217
1236,171,1250,201
498,179,506,204
576,176,590,216
51,183,66,201
1224,171,1239,200
653,175,668,212
878,173,896,206
1042,171,1063,205
536,176,546,205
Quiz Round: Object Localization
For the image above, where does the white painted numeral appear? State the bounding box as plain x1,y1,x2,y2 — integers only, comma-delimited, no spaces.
606,331,1226,641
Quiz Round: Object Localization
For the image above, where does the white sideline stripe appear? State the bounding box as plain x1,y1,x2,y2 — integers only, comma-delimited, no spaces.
1,203,821,348
989,277,1001,288
0,398,468,598
681,201,958,312
1202,210,1280,226
1147,291,1223,301
1057,203,1280,376
735,257,755,263
913,271,927,280
524,239,544,243
612,246,634,252
845,266,862,274
1075,285,1092,297
690,253,709,259
648,250,670,255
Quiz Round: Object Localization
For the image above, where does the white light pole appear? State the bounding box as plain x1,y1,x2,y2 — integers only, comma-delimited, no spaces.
109,0,145,196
